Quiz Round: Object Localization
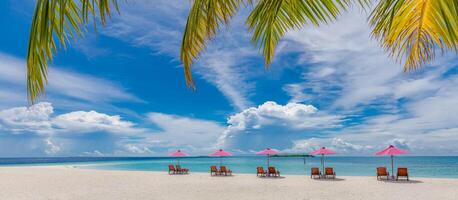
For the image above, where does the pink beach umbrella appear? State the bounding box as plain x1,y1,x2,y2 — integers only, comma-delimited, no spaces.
310,147,336,174
209,149,232,166
169,150,189,165
256,148,279,168
375,145,408,179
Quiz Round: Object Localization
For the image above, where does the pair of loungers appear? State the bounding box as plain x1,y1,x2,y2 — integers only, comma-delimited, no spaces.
256,167,280,177
376,167,409,181
168,164,189,174
210,166,232,176
310,167,336,179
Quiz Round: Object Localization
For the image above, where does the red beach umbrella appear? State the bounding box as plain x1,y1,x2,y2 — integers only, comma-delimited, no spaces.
375,145,408,179
209,149,232,166
169,150,189,165
256,148,279,168
310,147,336,174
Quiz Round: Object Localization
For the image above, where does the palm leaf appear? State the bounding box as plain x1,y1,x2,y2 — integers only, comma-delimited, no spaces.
246,0,364,66
180,0,245,89
27,0,119,104
370,0,458,71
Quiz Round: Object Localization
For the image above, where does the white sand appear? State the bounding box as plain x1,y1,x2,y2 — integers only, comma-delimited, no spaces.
0,166,457,200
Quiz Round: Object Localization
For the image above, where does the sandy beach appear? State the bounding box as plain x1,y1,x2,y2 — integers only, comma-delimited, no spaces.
0,166,456,200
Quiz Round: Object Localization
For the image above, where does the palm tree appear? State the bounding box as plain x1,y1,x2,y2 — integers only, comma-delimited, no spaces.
27,0,458,103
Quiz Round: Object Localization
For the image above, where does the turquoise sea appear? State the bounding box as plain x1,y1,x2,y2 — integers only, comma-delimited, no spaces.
1,156,457,178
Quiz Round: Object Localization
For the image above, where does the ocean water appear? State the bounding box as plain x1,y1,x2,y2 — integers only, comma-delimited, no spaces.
1,156,458,178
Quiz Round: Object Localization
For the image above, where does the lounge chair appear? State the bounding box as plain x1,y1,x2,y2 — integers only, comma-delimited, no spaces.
268,167,280,177
210,165,219,176
176,165,189,174
168,164,177,175
376,167,389,180
257,167,266,177
311,167,321,179
396,167,409,181
220,166,232,176
324,167,336,179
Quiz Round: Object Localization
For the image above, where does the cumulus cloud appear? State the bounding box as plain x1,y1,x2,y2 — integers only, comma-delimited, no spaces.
218,101,342,150
0,102,53,134
0,102,142,135
53,111,139,134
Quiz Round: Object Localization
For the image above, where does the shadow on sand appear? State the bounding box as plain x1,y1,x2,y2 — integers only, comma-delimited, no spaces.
257,176,286,179
379,179,423,184
312,178,345,181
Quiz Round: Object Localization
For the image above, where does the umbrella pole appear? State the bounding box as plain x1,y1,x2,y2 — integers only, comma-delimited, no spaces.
220,157,222,166
267,155,270,168
321,154,324,177
391,155,394,179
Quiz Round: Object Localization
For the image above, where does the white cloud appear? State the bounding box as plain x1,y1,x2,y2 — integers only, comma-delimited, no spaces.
0,102,53,134
0,102,142,135
218,101,342,149
53,111,140,134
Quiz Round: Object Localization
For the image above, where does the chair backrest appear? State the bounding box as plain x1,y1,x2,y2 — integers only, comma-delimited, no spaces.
377,167,387,175
210,166,217,172
257,167,265,173
311,167,320,175
268,167,276,174
220,166,227,172
176,165,182,170
397,167,408,176
325,167,334,175
169,164,175,171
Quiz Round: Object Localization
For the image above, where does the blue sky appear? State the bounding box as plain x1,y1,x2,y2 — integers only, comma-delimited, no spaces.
0,0,458,156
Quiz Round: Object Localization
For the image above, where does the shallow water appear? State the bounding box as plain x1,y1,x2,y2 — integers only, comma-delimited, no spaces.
1,156,457,178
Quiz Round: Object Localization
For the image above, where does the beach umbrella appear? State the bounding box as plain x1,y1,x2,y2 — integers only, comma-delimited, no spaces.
375,145,408,179
169,150,189,165
256,148,279,168
310,147,336,174
209,149,232,166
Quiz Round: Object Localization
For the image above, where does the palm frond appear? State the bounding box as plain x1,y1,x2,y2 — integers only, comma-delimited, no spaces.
27,0,119,104
180,0,245,89
246,0,367,66
370,0,458,71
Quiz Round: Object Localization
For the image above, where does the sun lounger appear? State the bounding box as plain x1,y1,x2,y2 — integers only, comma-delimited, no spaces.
210,165,219,176
176,165,189,174
324,167,336,179
311,167,321,179
396,167,409,181
268,167,280,177
257,167,266,177
168,164,177,174
376,167,389,180
220,166,232,176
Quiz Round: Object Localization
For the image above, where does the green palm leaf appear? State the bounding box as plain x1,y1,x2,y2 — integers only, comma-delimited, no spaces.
246,0,364,66
27,0,119,103
370,0,458,71
180,0,246,89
